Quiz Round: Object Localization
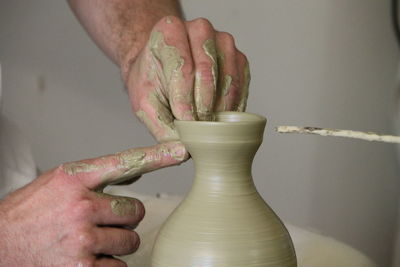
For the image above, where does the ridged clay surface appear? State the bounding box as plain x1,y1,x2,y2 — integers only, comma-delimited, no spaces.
151,112,297,266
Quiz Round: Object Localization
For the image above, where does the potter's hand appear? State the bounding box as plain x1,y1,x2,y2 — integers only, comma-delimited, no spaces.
0,141,187,267
123,16,250,142
69,1,249,142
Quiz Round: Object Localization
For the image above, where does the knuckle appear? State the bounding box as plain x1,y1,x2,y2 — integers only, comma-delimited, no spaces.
76,229,97,252
191,18,214,34
218,32,236,47
181,60,194,76
55,163,69,176
72,199,95,220
236,49,248,64
47,164,71,184
68,228,97,254
56,161,91,179
156,15,184,29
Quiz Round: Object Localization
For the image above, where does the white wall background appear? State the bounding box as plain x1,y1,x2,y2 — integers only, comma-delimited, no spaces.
1,0,399,266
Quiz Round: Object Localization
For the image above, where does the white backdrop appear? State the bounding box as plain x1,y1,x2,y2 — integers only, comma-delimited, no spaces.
1,1,399,266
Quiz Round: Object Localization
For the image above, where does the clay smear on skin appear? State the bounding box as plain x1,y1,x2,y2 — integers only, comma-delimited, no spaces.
136,103,176,142
149,31,194,121
237,62,250,112
96,193,137,216
217,53,233,97
202,39,218,90
136,30,192,141
63,162,102,176
62,142,186,186
149,31,184,87
165,16,173,24
194,39,218,120
110,198,136,216
215,50,233,111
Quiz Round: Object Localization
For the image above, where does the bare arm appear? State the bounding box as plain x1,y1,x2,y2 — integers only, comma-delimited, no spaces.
68,0,182,68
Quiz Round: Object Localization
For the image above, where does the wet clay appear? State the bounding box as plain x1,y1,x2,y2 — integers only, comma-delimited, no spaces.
62,142,187,187
110,198,136,216
151,112,297,266
221,75,232,96
102,142,185,185
214,51,233,111
165,16,173,24
149,31,184,87
63,162,102,176
135,30,193,141
237,62,250,111
193,39,218,121
96,193,137,216
202,39,218,88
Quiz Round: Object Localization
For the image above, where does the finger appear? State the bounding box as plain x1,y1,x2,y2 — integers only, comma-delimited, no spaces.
58,141,188,190
235,51,250,111
186,18,218,121
91,193,145,227
134,80,178,142
93,227,140,256
95,256,128,267
112,175,141,185
149,16,195,122
214,32,241,112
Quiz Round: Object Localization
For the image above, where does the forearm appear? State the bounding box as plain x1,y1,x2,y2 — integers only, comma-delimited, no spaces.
68,0,182,69
0,201,14,265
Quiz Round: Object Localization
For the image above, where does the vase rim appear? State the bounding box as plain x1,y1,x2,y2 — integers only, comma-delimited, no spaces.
174,112,266,126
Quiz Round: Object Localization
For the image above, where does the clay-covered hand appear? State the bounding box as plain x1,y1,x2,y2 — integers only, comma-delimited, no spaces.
123,16,250,142
0,141,187,267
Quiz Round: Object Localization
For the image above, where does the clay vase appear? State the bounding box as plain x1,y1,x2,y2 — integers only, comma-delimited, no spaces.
151,112,297,266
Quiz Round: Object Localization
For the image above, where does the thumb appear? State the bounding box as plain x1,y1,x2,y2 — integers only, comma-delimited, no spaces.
59,141,188,190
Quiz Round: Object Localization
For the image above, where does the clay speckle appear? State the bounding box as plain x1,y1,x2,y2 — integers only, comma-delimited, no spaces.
149,31,184,87
222,75,232,96
118,150,146,168
193,39,219,121
110,198,136,216
237,62,250,112
202,39,218,89
62,162,100,176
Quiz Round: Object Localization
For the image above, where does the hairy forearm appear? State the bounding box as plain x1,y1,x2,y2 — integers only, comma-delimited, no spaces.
68,0,182,68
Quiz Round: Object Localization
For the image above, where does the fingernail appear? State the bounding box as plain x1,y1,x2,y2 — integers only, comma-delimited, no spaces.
169,142,188,161
133,233,141,252
135,200,146,221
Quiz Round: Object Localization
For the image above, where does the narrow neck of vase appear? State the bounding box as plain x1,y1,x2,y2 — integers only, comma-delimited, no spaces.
175,112,266,192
